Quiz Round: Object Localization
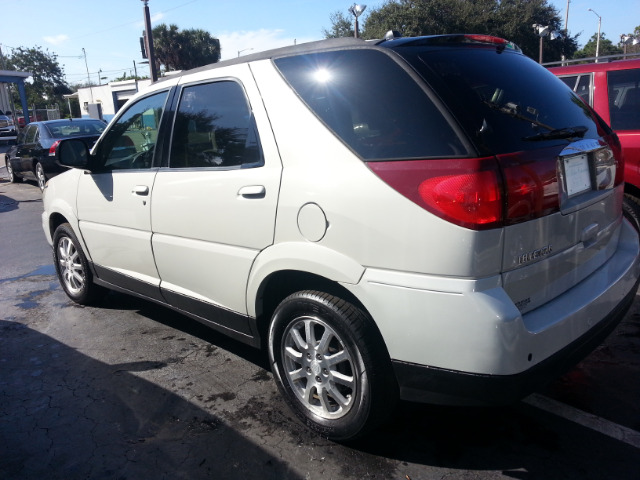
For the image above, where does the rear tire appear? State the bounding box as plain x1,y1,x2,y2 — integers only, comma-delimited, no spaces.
35,162,47,191
52,223,105,304
268,290,397,441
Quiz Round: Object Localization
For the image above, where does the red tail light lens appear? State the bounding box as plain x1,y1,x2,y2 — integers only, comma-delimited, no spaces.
368,154,562,230
368,157,504,230
49,140,61,156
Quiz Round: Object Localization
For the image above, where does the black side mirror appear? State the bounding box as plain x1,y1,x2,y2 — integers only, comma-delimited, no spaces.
56,138,91,170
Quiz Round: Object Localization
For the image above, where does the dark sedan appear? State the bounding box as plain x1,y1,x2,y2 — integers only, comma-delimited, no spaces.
5,118,106,190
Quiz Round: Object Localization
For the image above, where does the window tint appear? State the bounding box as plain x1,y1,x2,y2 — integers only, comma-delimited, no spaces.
24,125,38,144
608,68,640,131
400,48,602,154
96,91,168,170
169,81,262,168
575,75,592,105
559,75,577,90
46,120,106,138
274,50,466,160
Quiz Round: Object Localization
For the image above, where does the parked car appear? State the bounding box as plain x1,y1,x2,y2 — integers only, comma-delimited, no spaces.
0,114,17,144
5,118,106,190
43,34,640,441
548,58,640,229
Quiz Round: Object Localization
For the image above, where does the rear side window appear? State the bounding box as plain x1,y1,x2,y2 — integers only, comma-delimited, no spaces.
169,80,262,169
274,49,467,160
608,68,640,131
557,74,592,105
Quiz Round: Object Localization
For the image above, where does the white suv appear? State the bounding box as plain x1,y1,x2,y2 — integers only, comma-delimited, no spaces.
42,34,640,441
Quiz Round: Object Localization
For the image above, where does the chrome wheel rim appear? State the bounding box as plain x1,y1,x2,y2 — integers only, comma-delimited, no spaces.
57,236,84,295
6,159,14,179
282,316,356,420
36,164,46,190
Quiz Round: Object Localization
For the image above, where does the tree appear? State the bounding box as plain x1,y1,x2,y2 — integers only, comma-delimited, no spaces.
574,32,623,59
322,11,354,38
152,24,221,72
324,0,578,62
4,46,72,111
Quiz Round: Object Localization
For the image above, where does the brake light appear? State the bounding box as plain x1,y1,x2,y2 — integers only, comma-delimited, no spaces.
464,35,508,45
368,157,504,230
497,152,560,224
48,140,60,156
368,154,561,230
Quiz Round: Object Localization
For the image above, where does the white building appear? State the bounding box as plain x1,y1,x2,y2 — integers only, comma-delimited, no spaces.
74,78,152,122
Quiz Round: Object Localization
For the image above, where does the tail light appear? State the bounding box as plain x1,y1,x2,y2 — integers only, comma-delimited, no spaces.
368,154,561,230
49,140,61,156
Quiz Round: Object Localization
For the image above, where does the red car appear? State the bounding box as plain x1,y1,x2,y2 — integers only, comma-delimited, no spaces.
549,58,640,228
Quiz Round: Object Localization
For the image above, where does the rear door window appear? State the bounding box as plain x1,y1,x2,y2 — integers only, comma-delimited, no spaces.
274,49,468,160
169,80,262,169
608,68,640,131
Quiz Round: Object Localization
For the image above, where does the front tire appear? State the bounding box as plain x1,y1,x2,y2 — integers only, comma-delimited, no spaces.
268,290,397,441
52,223,104,304
5,156,17,183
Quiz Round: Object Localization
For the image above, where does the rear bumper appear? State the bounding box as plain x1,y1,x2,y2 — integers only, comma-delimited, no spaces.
347,219,640,406
392,275,638,405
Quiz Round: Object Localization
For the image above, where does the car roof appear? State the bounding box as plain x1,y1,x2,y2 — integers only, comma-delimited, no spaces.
548,58,640,75
157,34,520,84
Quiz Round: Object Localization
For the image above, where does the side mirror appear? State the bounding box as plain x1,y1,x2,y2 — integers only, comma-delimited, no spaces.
56,138,91,170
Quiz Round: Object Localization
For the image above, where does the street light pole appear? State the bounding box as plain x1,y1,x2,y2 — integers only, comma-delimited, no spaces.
588,8,602,62
348,4,367,39
141,0,158,82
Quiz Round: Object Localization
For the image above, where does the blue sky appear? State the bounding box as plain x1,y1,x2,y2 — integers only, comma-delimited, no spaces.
0,0,637,86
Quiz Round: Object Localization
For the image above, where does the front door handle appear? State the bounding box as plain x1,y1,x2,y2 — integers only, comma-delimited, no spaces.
132,185,150,196
238,185,266,199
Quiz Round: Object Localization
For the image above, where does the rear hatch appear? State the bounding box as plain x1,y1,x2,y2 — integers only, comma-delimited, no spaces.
386,36,624,313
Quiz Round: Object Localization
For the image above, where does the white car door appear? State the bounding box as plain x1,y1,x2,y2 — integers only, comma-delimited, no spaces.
76,90,171,298
151,65,282,327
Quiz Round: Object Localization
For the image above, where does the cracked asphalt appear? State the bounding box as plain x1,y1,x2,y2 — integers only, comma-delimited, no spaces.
1,163,639,480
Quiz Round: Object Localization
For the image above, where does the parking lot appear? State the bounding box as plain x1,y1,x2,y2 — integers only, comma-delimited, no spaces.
1,153,640,480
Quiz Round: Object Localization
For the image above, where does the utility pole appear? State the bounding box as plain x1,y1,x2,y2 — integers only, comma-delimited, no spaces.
142,0,158,82
82,48,94,103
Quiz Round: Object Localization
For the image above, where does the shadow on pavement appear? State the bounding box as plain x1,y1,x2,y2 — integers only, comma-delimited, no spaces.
0,319,303,480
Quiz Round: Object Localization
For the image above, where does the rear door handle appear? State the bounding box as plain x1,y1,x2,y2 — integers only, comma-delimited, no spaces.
238,185,266,199
132,185,150,196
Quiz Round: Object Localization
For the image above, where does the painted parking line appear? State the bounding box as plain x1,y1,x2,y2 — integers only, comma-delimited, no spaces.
523,393,640,449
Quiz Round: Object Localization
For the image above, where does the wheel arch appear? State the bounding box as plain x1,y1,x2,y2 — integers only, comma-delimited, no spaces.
254,269,370,342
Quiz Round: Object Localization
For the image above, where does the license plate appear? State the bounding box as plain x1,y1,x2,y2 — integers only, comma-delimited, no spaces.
564,154,591,197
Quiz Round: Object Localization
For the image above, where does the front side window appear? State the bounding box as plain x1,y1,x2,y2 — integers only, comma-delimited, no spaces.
95,91,168,171
608,68,640,131
169,81,262,169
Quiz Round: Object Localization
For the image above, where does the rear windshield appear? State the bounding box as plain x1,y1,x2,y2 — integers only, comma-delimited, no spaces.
396,46,604,154
274,49,468,161
45,120,106,138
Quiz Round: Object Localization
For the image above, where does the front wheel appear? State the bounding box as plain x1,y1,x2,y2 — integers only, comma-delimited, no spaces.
52,223,105,304
268,290,397,441
5,156,17,183
35,162,47,191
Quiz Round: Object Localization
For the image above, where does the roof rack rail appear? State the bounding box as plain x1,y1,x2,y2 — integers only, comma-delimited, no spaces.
543,52,640,67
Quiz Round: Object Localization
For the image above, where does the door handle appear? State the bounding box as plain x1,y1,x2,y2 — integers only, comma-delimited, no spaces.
238,185,266,199
132,185,150,196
